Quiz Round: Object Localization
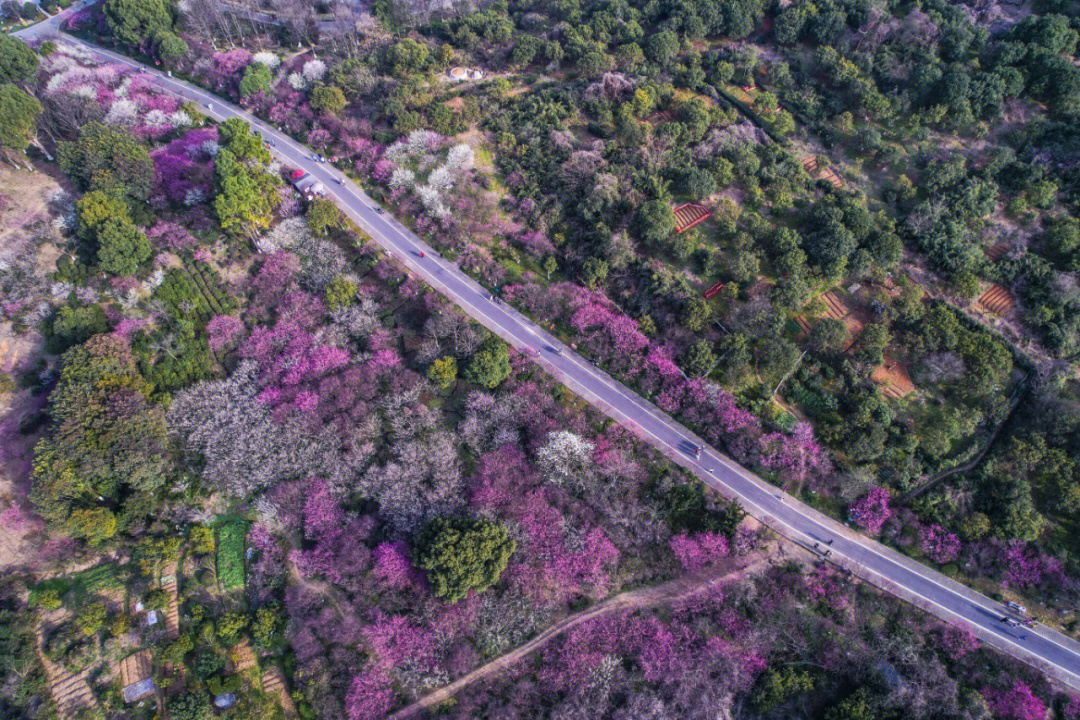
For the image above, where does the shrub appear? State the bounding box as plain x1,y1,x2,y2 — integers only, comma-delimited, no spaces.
324,276,357,311
96,218,152,276
75,602,106,636
306,197,343,237
189,525,215,555
464,335,512,389
427,356,457,389
238,62,272,98
168,691,212,720
154,30,188,64
0,34,38,83
309,85,347,114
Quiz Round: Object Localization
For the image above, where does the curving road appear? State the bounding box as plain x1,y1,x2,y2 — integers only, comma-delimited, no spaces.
18,13,1080,689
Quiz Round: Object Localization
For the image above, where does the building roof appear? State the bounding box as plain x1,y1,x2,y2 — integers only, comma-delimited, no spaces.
118,651,155,703
672,203,711,233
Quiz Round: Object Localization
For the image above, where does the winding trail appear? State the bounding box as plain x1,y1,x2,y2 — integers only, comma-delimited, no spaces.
390,555,766,719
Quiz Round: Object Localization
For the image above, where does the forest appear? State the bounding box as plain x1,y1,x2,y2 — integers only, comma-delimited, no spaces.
0,0,1079,718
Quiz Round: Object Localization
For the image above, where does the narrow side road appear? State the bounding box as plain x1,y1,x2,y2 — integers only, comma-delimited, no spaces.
17,16,1080,690
390,555,766,719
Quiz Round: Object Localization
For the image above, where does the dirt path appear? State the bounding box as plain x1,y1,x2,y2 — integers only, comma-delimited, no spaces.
389,554,766,719
902,372,1028,503
287,554,349,619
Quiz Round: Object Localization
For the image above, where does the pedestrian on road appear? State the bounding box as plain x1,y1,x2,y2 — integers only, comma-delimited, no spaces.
826,539,834,546
813,542,819,549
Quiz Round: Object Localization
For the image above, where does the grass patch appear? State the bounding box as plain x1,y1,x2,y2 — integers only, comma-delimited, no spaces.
29,562,127,608
216,519,248,591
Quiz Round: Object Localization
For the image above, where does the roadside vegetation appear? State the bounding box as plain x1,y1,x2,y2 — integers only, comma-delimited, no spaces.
0,0,1079,718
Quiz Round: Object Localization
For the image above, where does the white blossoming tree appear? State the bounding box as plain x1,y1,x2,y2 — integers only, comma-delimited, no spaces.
406,129,439,156
302,59,327,83
105,99,138,127
427,166,454,193
253,52,281,70
384,141,409,164
389,167,416,189
536,430,595,491
446,143,475,171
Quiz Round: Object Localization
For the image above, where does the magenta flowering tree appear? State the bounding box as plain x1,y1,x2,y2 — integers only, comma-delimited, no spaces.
308,127,333,149
212,48,253,76
1002,542,1065,590
146,220,197,251
758,422,825,485
372,541,422,591
516,231,556,258
150,127,217,204
0,503,43,533
344,668,394,720
567,285,649,357
240,291,353,416
111,317,145,340
981,681,1047,720
669,532,730,572
538,612,626,691
206,314,244,352
301,478,343,539
512,489,619,599
349,138,382,175
367,348,401,374
919,524,961,564
362,611,435,671
849,487,892,534
252,251,300,310
935,623,980,661
290,478,372,587
802,565,846,612
469,445,538,509
371,158,395,183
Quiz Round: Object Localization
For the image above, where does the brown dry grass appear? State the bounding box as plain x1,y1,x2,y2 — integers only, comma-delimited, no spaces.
0,162,73,571
261,666,297,719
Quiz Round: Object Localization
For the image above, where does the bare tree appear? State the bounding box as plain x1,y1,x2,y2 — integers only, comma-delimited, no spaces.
37,93,104,145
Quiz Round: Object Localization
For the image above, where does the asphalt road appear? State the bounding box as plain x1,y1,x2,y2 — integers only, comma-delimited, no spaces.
19,14,1080,689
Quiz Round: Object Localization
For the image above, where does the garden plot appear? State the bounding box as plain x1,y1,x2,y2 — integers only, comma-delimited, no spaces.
216,519,247,591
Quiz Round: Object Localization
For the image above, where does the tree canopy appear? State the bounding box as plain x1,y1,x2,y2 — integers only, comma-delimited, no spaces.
413,516,515,602
30,335,168,544
58,122,154,200
103,0,174,47
0,35,37,84
0,83,40,151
